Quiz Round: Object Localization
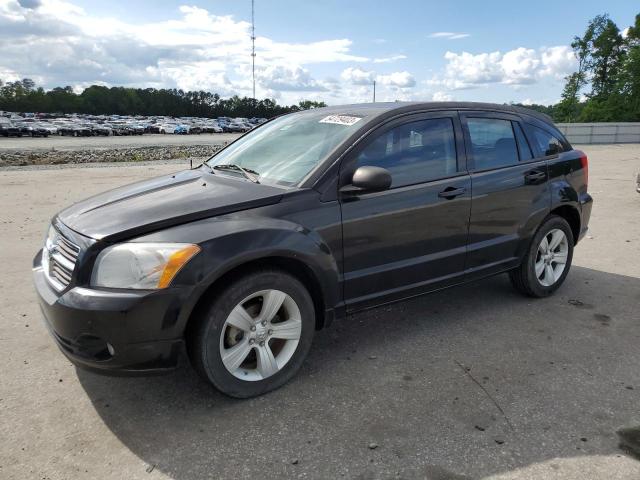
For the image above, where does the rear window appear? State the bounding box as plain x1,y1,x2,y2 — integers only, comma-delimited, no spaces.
467,118,518,170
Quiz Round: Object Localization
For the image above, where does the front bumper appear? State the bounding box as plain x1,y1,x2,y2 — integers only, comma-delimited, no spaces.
33,249,188,375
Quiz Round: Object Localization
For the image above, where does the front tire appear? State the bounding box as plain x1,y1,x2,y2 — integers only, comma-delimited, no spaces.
188,269,315,398
509,215,574,297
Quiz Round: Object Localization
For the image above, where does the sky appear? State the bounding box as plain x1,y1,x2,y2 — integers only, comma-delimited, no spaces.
0,0,638,106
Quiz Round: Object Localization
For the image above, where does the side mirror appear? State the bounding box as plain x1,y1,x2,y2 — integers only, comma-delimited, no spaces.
343,166,392,193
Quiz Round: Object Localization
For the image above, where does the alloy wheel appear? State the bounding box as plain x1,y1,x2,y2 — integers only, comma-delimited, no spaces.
219,289,302,381
535,228,569,287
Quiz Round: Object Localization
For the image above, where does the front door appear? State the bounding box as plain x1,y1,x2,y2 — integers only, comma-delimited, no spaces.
339,111,471,310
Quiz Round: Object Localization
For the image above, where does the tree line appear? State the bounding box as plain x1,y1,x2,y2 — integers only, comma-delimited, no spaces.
0,80,326,118
515,12,640,122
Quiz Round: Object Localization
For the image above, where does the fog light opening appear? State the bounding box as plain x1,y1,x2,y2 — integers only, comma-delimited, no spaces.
107,342,115,356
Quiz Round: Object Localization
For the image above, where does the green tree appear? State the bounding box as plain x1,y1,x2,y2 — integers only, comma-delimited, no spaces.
556,16,599,121
617,14,640,120
588,14,625,99
297,100,327,110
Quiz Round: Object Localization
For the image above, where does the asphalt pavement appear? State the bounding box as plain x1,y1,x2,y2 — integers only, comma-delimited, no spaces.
0,144,639,480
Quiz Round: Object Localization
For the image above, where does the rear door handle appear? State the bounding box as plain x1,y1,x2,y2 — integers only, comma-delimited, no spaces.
525,170,546,183
438,186,466,199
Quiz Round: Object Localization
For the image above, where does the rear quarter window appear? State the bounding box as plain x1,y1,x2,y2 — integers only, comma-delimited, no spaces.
527,125,566,157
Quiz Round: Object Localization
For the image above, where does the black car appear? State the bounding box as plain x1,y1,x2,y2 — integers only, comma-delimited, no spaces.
90,125,112,136
0,119,21,137
33,102,592,398
59,125,92,137
16,123,48,137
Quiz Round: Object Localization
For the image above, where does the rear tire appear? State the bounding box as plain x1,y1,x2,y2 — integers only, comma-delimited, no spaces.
187,269,315,398
509,215,574,298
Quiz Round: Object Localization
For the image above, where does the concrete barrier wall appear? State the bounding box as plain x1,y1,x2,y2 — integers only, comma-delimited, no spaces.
556,123,640,144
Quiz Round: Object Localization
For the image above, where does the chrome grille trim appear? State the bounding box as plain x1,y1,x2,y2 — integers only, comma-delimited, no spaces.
44,225,81,291
57,236,80,262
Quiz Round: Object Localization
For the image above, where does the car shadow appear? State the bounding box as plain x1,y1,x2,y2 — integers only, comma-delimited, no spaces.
77,265,640,479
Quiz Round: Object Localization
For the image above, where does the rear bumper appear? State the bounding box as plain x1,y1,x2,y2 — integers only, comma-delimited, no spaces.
33,249,187,375
578,192,593,242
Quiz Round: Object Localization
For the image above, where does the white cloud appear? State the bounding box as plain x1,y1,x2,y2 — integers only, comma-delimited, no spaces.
540,46,576,78
429,32,470,40
432,91,453,101
257,65,328,92
440,51,503,88
501,48,540,84
378,71,416,88
432,46,577,90
341,67,415,89
373,54,407,64
0,0,371,103
341,67,375,85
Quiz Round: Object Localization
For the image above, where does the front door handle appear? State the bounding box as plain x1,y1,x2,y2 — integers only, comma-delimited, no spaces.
438,186,466,199
525,170,546,184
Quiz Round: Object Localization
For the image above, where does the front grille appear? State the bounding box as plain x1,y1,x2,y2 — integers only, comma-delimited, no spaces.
43,225,81,291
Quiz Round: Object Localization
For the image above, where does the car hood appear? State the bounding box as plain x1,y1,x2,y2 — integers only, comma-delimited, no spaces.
58,168,284,242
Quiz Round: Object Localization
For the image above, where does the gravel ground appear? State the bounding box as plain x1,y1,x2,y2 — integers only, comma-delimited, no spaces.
0,134,242,167
0,144,639,480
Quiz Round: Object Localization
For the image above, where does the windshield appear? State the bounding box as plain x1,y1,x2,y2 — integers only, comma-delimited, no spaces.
206,110,366,187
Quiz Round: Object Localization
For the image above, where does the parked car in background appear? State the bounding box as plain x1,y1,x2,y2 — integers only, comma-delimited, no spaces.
58,124,92,137
0,118,21,137
36,122,59,135
15,122,50,137
90,125,112,136
226,122,251,133
158,123,177,134
33,102,592,398
2,111,265,138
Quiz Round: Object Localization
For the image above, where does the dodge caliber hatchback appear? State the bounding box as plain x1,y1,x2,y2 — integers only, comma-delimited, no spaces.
33,102,592,398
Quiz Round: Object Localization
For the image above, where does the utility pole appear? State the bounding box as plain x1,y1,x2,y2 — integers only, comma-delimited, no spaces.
251,0,256,101
372,80,376,103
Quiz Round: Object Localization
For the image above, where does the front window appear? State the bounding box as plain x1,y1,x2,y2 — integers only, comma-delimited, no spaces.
355,117,457,188
206,111,366,187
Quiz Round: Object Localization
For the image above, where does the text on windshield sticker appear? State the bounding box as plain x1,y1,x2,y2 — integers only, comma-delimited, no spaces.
319,115,362,126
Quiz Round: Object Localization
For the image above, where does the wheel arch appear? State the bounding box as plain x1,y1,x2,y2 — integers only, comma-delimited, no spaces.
183,255,333,348
549,204,581,245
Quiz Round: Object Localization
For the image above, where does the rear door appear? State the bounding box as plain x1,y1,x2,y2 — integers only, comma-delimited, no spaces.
460,111,550,279
339,111,471,310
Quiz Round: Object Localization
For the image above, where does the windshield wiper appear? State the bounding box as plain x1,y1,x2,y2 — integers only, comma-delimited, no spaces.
212,164,260,183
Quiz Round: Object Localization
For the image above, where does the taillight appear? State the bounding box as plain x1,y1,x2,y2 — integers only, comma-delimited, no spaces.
577,150,588,189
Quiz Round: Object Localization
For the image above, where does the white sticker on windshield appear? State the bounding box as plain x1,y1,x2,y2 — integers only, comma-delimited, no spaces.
319,115,362,126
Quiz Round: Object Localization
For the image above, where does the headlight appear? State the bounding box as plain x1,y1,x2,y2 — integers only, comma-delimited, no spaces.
91,243,200,289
